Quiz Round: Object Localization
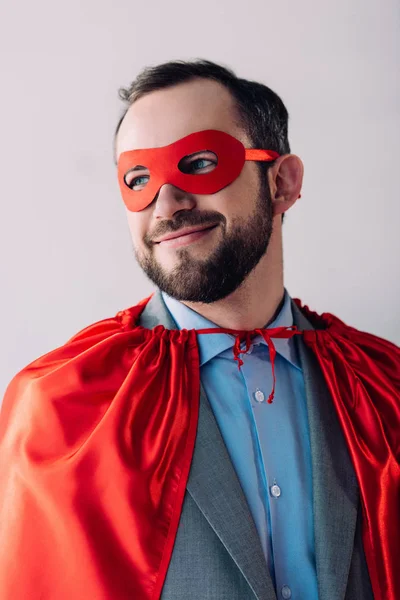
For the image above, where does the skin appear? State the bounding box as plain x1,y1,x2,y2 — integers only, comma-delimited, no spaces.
116,78,304,330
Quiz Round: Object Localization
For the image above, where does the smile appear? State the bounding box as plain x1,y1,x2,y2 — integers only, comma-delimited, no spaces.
154,224,219,248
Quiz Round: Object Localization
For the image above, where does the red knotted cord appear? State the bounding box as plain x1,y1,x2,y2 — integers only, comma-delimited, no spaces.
195,326,302,403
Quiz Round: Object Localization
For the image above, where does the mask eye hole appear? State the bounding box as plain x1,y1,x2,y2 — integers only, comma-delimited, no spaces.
178,151,218,175
124,165,150,190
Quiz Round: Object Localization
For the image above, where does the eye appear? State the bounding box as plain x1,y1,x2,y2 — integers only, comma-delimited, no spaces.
189,158,213,172
124,171,150,190
178,151,217,175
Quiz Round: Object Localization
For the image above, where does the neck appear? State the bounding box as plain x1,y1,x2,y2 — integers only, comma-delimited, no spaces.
183,219,284,330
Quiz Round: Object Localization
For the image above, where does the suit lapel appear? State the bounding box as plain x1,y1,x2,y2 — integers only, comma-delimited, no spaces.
186,382,276,600
140,291,276,600
291,300,359,600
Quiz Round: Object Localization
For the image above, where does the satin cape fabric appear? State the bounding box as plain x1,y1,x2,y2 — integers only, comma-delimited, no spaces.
0,297,398,600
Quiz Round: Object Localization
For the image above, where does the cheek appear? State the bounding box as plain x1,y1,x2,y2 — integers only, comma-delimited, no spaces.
216,163,259,218
125,208,149,249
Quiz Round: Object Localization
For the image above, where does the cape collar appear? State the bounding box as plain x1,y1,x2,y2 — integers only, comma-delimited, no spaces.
161,289,301,370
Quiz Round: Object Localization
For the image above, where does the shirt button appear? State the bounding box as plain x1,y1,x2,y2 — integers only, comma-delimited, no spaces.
270,483,281,498
254,389,265,403
281,585,292,599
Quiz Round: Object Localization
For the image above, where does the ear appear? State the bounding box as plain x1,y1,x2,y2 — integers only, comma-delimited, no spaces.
267,154,304,217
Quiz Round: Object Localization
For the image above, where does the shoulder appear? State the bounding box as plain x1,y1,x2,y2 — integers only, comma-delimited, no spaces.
2,297,154,411
294,297,399,347
293,297,399,392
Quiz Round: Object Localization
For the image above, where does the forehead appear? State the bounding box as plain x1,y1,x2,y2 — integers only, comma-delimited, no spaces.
115,78,250,159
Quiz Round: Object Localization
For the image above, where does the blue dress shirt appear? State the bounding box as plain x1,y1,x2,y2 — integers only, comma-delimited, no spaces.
162,288,319,600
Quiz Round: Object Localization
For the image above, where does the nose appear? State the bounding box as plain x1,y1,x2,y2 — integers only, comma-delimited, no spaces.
152,183,196,219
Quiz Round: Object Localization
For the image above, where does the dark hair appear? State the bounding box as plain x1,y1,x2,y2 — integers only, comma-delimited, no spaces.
115,59,291,222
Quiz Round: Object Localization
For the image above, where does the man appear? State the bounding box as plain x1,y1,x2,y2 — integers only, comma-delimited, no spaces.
0,60,398,600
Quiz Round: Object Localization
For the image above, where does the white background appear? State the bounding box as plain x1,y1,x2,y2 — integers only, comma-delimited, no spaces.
0,0,399,399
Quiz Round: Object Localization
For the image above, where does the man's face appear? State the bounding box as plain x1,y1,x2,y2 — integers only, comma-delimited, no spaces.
115,79,274,303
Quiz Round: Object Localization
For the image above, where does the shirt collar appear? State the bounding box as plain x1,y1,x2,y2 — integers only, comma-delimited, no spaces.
161,288,301,370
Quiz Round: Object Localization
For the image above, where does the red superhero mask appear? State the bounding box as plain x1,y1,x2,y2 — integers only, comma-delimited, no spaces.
117,129,281,212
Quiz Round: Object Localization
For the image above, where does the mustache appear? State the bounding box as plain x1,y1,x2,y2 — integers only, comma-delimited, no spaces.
145,211,226,245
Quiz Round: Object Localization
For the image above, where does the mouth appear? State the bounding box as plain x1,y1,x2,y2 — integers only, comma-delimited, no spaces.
153,224,219,248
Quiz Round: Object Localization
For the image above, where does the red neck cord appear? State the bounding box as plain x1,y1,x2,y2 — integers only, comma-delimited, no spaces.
195,326,302,403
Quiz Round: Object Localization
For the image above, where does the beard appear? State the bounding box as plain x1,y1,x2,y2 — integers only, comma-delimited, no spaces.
135,185,274,304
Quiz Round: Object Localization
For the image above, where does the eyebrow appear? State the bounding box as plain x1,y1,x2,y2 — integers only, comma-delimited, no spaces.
129,165,147,171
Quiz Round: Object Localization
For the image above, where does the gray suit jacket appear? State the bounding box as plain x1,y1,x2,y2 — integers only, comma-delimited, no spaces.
139,292,374,600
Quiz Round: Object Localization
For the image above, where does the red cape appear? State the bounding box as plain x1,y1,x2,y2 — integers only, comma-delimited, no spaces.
0,297,399,600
